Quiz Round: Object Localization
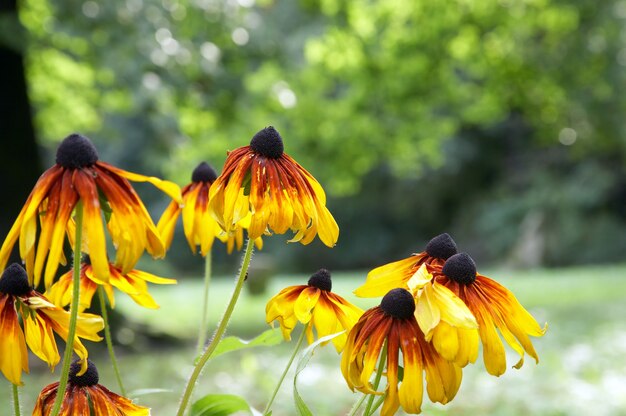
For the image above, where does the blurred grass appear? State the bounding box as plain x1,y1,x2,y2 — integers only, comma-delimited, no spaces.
4,264,626,415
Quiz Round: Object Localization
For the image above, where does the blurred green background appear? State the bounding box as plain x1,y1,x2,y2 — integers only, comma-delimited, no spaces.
1,0,625,414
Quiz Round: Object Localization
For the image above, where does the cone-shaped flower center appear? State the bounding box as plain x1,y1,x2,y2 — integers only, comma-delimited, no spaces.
425,233,458,260
0,263,31,296
442,252,477,285
307,268,332,292
191,162,218,183
249,126,284,159
55,133,99,169
380,288,415,319
69,360,99,387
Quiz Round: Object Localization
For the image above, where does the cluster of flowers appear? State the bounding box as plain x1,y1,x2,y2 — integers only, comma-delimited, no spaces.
0,126,544,415
266,232,546,415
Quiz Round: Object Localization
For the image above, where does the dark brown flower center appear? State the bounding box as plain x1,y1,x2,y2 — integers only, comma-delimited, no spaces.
442,253,477,285
69,360,99,387
249,126,284,159
55,134,99,169
0,263,31,296
191,162,218,183
425,233,458,260
380,288,415,319
307,268,332,292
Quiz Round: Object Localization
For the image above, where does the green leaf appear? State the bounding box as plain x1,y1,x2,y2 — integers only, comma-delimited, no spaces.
210,328,283,360
190,394,252,416
293,331,345,416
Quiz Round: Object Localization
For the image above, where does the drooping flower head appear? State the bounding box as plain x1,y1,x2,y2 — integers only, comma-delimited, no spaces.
0,134,182,288
265,269,362,352
33,359,150,415
157,162,262,256
46,256,177,312
433,252,547,376
354,233,458,297
0,264,103,385
209,127,339,247
342,288,462,415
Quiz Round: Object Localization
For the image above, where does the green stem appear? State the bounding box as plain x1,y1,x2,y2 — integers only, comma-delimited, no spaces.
12,384,20,416
196,250,213,354
363,341,387,416
262,328,307,415
347,394,367,416
175,238,255,416
49,201,83,416
98,286,126,396
369,394,386,415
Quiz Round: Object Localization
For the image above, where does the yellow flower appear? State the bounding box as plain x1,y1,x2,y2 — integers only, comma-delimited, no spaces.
342,288,462,416
265,269,362,352
46,257,176,312
0,134,182,288
407,264,479,367
434,253,547,376
157,162,262,256
209,127,339,247
33,360,150,415
354,233,458,297
0,264,103,386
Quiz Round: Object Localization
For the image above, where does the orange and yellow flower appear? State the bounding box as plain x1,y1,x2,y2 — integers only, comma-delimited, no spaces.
0,134,182,288
433,252,547,376
46,257,176,312
265,269,362,352
354,233,458,297
209,127,339,247
342,288,462,416
33,360,150,415
157,162,261,256
0,264,103,386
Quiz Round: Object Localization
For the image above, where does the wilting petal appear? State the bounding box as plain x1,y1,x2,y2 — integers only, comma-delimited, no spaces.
0,294,29,385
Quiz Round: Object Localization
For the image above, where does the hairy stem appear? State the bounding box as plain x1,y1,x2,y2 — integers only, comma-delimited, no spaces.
196,250,213,354
49,201,83,416
98,286,126,396
175,238,254,416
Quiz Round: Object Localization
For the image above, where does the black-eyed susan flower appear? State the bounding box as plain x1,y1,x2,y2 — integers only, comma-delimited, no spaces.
433,252,547,376
406,264,479,367
209,127,339,247
0,133,182,288
157,162,262,256
342,288,462,416
46,256,176,312
33,359,149,415
265,269,362,352
0,264,103,386
354,233,458,297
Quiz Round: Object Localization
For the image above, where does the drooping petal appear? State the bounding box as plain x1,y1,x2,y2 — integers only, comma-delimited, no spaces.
101,161,182,204
0,294,29,385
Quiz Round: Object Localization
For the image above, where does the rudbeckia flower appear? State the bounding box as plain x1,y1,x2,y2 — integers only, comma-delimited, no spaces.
0,133,182,288
354,233,458,297
0,264,103,386
342,288,462,416
265,269,363,352
209,126,339,247
157,162,262,256
434,253,547,376
33,359,150,415
46,256,176,312
407,264,479,367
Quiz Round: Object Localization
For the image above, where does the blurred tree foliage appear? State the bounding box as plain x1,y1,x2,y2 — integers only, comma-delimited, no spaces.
12,0,626,270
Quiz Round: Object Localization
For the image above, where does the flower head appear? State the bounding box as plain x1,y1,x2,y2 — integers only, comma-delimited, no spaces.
354,233,458,297
0,264,103,385
46,257,177,312
33,359,150,415
434,252,547,376
157,162,261,256
342,288,462,415
0,134,182,288
209,127,339,247
265,269,362,352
